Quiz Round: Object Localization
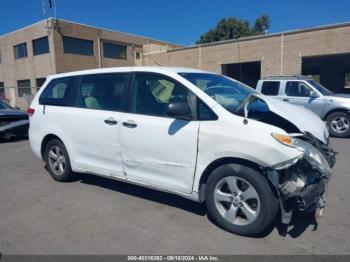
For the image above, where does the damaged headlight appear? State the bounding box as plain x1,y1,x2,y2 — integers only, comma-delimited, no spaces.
292,138,331,178
272,133,331,178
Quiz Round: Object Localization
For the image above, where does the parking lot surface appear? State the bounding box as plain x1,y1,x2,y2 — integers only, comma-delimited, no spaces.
1,138,350,254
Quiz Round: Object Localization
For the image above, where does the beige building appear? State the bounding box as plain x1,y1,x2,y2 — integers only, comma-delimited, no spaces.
0,18,180,107
1,19,350,108
144,22,350,94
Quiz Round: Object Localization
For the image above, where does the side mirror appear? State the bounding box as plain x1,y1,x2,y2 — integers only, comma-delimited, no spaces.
166,101,192,120
310,91,319,98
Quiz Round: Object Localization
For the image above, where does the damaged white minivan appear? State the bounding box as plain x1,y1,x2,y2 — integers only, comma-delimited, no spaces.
28,67,336,236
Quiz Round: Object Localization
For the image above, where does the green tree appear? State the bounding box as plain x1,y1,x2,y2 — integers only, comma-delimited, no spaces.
252,14,270,35
196,14,271,44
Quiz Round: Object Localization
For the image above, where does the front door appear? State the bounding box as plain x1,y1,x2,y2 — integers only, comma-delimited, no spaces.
120,72,199,193
283,81,325,116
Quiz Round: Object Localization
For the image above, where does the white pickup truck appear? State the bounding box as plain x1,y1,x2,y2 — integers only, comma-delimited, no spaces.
256,76,350,138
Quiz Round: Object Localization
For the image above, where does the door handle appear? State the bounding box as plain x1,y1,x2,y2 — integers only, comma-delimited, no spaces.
122,120,137,128
283,98,289,102
104,118,118,125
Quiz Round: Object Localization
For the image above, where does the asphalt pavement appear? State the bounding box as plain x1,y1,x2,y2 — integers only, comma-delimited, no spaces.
0,138,349,254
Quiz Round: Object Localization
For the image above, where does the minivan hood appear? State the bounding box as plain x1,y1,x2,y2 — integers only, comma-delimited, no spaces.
254,94,329,144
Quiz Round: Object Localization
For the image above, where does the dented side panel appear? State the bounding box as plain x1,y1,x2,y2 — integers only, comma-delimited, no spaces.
120,113,200,194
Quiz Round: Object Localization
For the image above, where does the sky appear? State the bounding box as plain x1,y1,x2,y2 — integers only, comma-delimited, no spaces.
1,0,350,45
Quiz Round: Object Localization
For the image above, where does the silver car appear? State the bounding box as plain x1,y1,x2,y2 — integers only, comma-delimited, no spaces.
257,76,350,137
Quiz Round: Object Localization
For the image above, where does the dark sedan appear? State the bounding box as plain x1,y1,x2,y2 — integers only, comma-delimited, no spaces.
0,99,29,141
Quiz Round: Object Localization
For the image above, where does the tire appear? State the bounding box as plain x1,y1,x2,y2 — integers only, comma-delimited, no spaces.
205,164,279,236
326,112,350,138
44,139,75,182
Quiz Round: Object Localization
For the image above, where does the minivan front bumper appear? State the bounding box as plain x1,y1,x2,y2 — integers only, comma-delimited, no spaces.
268,138,333,224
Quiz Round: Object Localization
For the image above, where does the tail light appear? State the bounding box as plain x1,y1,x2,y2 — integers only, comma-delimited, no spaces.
27,108,35,117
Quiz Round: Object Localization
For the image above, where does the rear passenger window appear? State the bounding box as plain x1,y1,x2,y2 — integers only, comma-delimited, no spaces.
261,81,280,96
39,77,72,105
74,73,128,111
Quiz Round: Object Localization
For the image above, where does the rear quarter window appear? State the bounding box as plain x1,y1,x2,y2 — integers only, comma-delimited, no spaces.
39,77,73,106
261,81,280,96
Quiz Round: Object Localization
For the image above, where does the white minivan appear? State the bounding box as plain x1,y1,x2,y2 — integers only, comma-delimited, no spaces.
28,67,335,236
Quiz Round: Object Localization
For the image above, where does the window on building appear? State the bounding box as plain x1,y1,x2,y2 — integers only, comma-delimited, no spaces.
36,78,46,89
285,81,312,97
33,36,49,55
75,73,129,111
261,81,280,96
103,42,127,59
0,51,2,63
0,82,5,98
63,36,94,56
17,79,31,97
14,43,28,59
131,73,191,117
345,72,350,89
135,52,141,60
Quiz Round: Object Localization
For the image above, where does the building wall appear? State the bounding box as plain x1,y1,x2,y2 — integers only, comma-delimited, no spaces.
2,19,350,108
0,19,179,107
53,20,179,73
144,24,350,80
0,20,56,107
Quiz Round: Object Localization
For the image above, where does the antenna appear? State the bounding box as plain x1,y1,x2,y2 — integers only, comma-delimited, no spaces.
42,0,59,34
42,0,57,19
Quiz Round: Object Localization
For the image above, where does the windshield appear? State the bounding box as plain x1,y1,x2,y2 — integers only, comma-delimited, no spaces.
0,99,12,110
307,80,333,95
179,73,258,112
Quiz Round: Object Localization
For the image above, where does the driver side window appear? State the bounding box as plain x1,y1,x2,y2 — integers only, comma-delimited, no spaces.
131,73,190,117
285,81,312,97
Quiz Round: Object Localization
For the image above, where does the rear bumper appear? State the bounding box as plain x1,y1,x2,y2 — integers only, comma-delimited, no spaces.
0,120,29,139
28,127,42,160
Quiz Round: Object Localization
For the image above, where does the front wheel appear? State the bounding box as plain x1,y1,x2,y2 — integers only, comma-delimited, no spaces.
205,164,279,236
326,112,350,138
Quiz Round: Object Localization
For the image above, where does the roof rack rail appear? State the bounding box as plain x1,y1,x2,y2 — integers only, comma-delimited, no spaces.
262,75,313,80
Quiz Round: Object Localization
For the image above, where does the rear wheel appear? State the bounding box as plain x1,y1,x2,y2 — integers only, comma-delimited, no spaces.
326,112,350,138
44,139,75,182
205,164,279,236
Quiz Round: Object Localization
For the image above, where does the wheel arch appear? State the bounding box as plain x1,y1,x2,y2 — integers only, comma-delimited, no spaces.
323,108,350,120
40,134,64,159
197,157,266,202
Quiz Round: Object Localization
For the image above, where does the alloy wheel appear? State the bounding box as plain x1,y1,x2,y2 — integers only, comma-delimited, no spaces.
213,176,260,226
330,116,350,134
48,145,66,176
